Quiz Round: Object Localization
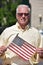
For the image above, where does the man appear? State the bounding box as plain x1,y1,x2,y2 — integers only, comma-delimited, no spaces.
0,4,43,65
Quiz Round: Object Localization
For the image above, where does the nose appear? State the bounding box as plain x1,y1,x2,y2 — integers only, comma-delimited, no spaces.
22,14,25,17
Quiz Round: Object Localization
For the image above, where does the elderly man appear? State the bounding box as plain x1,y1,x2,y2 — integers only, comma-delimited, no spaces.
0,4,43,65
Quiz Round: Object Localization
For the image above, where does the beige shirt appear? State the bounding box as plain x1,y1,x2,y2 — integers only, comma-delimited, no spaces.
0,22,41,65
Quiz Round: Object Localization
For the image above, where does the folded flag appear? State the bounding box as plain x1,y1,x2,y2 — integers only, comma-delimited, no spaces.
8,34,36,61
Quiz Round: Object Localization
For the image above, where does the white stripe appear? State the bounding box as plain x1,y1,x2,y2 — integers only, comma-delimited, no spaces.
24,43,36,51
22,46,33,55
8,46,29,60
13,43,32,56
9,44,30,58
23,44,36,53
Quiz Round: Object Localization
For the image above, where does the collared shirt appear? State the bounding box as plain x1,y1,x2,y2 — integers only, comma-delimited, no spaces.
0,22,41,65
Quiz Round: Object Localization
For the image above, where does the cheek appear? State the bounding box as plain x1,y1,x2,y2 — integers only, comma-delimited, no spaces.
16,14,21,21
26,17,29,21
17,16,21,21
27,16,30,21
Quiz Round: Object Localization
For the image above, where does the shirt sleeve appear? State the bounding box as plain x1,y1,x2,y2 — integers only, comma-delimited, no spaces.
29,30,41,65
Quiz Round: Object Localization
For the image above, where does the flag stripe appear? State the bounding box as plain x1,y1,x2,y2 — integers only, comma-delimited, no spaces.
22,44,35,55
8,46,29,61
12,42,32,56
10,43,31,58
21,43,36,56
8,35,36,61
8,44,29,60
10,45,28,58
22,45,34,55
23,43,36,53
24,42,36,51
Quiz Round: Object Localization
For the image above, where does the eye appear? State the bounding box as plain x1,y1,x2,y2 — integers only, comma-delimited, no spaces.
17,13,30,16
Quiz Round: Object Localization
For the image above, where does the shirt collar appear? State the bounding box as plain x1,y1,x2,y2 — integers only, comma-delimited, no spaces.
16,22,30,31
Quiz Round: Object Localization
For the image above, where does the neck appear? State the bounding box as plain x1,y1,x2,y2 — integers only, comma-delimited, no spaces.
19,24,26,29
17,22,29,30
21,26,26,29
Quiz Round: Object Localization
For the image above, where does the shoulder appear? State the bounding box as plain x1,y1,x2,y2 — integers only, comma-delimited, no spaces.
1,25,15,34
0,25,16,39
4,23,18,32
29,27,41,37
30,27,39,33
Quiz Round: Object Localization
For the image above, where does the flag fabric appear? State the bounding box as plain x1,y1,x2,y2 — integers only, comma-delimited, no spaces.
8,34,36,61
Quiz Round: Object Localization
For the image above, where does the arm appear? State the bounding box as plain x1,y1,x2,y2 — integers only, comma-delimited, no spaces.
29,30,41,65
0,29,7,57
38,35,43,59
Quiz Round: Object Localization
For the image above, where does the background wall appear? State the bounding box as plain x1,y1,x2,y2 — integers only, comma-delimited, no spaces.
30,0,43,30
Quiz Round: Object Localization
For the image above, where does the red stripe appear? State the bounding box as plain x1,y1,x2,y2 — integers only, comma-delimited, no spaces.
25,42,36,49
23,43,36,53
8,43,29,60
22,43,36,56
8,41,36,61
24,42,36,51
12,43,31,58
22,45,34,55
8,46,28,61
12,42,32,57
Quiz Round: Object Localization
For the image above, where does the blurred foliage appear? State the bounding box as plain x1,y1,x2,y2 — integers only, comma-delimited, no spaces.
0,0,22,27
0,0,30,27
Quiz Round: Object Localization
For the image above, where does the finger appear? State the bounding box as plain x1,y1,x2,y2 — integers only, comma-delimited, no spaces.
36,48,43,53
0,46,7,52
0,51,3,55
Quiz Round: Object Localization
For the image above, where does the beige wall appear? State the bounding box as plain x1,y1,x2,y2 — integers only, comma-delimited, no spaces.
30,0,43,29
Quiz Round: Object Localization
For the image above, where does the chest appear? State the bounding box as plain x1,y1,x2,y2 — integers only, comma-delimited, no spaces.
7,30,37,47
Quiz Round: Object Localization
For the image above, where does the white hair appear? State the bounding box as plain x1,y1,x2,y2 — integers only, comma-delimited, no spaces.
16,4,30,13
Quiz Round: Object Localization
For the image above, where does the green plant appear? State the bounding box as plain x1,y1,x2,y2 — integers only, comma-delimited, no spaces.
0,0,30,27
0,0,21,27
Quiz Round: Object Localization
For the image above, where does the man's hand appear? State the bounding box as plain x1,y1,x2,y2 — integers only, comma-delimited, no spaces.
37,48,43,58
0,46,7,55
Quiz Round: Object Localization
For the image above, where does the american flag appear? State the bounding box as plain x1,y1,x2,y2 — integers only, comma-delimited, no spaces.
8,34,36,61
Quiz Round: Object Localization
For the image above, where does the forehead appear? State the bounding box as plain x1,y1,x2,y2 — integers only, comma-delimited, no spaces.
18,6,29,13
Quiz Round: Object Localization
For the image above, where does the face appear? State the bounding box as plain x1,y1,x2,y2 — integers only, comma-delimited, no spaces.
16,6,30,29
